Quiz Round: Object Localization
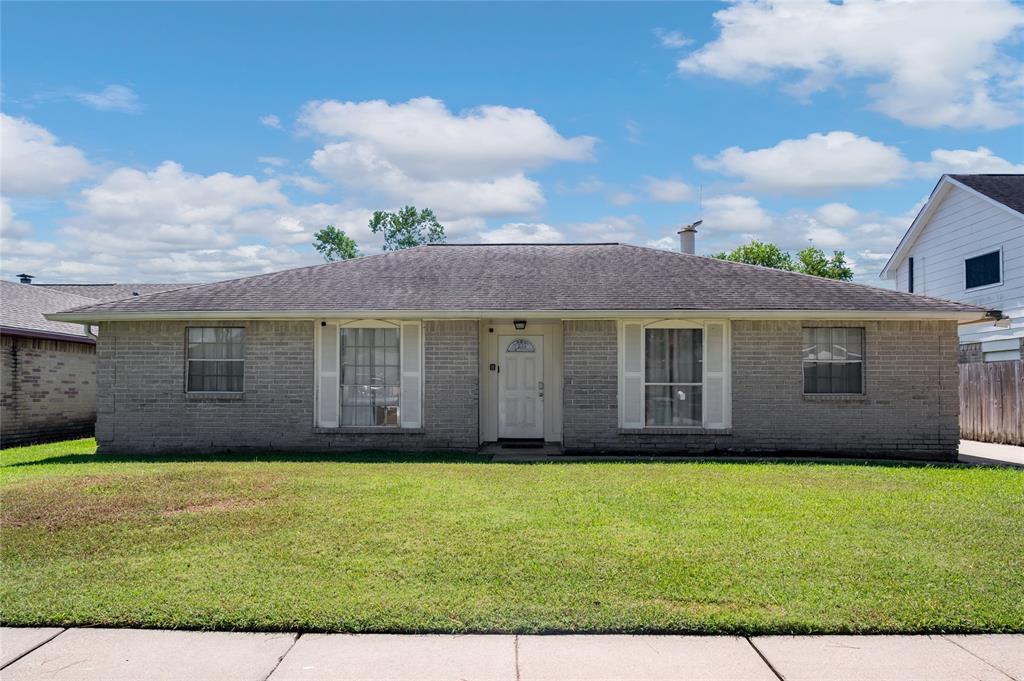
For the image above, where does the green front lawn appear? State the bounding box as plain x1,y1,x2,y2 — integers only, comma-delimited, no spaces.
2,438,1022,634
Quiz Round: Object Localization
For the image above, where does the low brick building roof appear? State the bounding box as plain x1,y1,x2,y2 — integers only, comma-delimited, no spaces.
48,244,985,319
37,283,189,302
1,281,96,342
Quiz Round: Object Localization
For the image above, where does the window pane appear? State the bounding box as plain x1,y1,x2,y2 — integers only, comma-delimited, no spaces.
644,385,702,427
186,328,244,392
804,361,862,394
339,327,401,426
645,329,702,383
965,251,1000,289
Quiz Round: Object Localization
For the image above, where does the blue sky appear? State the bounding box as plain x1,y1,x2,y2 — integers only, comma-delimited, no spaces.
2,1,1022,284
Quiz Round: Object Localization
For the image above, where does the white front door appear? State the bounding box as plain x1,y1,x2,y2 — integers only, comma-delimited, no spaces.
498,335,544,438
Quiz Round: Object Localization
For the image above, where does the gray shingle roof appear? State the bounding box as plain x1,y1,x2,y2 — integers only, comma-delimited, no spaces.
36,283,190,302
1,281,96,341
51,244,983,317
949,174,1024,215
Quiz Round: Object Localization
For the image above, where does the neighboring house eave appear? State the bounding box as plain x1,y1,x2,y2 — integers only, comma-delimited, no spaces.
46,308,987,324
0,325,96,345
881,175,1024,279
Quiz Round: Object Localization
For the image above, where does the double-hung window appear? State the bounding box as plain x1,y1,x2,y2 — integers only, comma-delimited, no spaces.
644,328,703,427
802,327,863,394
339,327,401,426
186,327,244,392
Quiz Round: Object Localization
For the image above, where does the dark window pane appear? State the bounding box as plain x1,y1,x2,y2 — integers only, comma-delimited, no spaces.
186,328,244,392
338,327,401,426
644,385,702,427
645,329,702,383
804,361,862,394
965,251,1000,289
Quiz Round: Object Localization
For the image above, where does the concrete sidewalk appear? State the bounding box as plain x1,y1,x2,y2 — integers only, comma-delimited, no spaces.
1,628,1021,681
960,439,1024,467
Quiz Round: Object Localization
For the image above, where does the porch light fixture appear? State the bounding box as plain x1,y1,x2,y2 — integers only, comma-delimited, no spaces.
513,320,527,330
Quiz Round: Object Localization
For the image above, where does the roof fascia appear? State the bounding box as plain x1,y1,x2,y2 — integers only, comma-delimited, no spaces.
879,177,953,280
47,308,987,324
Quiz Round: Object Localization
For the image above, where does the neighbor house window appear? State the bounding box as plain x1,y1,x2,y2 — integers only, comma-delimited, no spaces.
186,327,244,392
965,250,1001,289
339,327,400,426
908,257,914,293
802,327,863,394
644,328,703,427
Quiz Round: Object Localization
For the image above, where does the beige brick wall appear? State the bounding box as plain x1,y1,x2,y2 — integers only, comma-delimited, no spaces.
95,319,478,454
1,334,96,446
563,319,960,460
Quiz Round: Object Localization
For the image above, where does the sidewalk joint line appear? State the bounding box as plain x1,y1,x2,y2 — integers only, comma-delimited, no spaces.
260,631,301,681
746,636,786,681
941,635,1020,681
514,634,521,681
0,627,68,671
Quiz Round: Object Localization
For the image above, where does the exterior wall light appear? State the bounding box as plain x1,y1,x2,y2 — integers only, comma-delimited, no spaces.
513,320,527,330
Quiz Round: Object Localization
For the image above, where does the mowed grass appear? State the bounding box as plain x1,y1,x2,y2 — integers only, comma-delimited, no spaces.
2,438,1023,634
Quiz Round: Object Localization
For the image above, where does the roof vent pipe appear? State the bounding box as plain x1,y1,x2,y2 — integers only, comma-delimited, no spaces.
677,220,701,255
16,273,34,284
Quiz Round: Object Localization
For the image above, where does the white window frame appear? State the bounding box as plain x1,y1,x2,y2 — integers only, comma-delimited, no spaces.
642,320,705,429
963,246,1003,292
185,326,245,394
314,319,423,429
801,326,865,396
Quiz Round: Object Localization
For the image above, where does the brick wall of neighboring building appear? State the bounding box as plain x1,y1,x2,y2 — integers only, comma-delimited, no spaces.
960,342,984,364
562,319,961,460
1,334,96,446
95,319,478,454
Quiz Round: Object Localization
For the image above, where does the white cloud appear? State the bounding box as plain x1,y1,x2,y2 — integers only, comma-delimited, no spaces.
644,235,679,251
260,114,282,129
678,0,1024,129
625,120,642,144
914,146,1024,176
0,198,32,239
258,156,288,167
804,223,848,249
74,85,142,113
814,202,859,228
610,192,637,206
0,114,92,196
645,177,693,202
566,215,644,242
654,28,692,49
478,222,565,244
703,194,774,231
695,131,910,194
301,97,596,219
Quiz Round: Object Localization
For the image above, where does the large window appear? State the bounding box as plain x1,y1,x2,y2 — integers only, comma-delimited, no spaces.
644,328,703,427
802,327,863,394
965,250,1001,289
186,327,244,392
339,327,400,426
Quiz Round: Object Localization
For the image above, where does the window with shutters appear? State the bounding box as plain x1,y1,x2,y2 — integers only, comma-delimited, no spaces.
620,320,730,430
317,320,422,429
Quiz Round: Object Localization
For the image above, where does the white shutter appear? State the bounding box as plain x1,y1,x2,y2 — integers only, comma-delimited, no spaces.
318,321,339,427
400,321,422,429
703,321,731,428
621,322,644,428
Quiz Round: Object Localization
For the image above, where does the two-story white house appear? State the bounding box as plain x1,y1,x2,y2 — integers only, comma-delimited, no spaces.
881,174,1023,363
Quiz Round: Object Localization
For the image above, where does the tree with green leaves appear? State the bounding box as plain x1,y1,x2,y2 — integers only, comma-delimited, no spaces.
712,239,854,281
312,225,359,262
369,206,446,251
794,245,854,281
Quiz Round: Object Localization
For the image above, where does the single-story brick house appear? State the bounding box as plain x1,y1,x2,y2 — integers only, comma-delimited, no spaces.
2,280,98,446
49,243,987,460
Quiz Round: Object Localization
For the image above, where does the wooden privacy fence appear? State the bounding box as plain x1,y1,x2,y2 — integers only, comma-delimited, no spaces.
959,360,1024,445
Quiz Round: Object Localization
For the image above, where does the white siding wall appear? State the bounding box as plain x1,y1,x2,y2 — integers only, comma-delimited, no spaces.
896,184,1024,355
899,184,1024,311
